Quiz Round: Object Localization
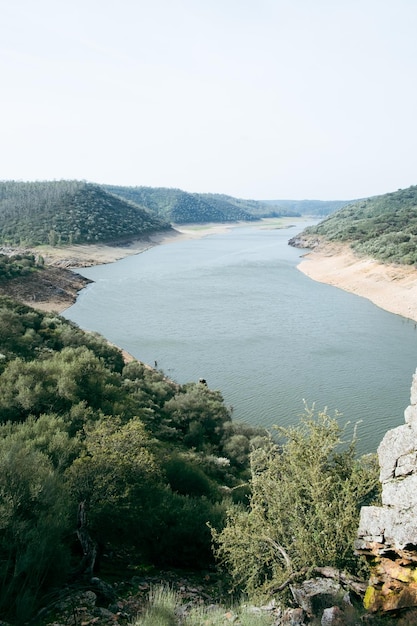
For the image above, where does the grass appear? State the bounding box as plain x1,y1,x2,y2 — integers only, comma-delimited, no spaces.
131,584,276,626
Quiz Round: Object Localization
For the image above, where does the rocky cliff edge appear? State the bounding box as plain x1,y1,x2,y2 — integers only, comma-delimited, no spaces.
356,368,417,613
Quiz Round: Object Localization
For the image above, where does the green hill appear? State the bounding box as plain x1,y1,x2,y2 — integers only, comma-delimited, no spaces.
0,180,169,246
294,185,417,265
103,185,301,222
262,198,352,216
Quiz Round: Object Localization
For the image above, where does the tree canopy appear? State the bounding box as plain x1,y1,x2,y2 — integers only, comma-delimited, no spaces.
299,185,417,264
0,180,169,246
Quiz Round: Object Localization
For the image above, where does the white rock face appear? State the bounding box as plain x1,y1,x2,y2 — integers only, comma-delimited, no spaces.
357,369,417,552
356,368,417,612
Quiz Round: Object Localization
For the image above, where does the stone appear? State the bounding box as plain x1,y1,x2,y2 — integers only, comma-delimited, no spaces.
378,423,417,482
282,607,306,625
321,606,344,626
290,578,342,617
356,368,417,613
404,403,417,424
381,474,417,509
410,370,417,405
395,450,417,477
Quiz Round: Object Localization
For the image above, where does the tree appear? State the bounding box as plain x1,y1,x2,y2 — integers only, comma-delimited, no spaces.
162,383,231,450
66,415,161,550
0,346,122,423
212,407,380,597
0,439,71,622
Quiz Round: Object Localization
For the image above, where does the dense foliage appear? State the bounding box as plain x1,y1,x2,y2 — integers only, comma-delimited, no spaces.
0,297,267,622
213,409,380,598
103,185,300,223
0,294,381,622
0,180,168,246
0,253,41,281
301,185,417,264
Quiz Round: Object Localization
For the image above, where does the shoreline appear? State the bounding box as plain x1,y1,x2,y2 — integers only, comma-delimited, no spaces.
297,242,417,323
32,218,300,314
30,223,249,313
30,221,417,325
37,224,237,270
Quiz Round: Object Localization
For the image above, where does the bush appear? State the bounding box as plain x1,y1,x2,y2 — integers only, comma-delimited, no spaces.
212,407,380,597
0,440,71,622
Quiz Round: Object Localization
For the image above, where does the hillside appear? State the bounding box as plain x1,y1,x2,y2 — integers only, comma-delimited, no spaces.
0,180,169,246
292,185,417,264
103,185,301,223
263,198,352,216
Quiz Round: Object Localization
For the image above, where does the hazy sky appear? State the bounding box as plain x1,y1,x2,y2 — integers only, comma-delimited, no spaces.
2,0,417,200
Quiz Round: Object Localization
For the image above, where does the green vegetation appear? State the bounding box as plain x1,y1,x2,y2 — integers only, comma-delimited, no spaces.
103,185,301,223
0,253,42,281
0,180,169,246
262,198,352,217
301,185,417,264
212,408,379,598
0,297,380,622
0,297,267,622
133,585,274,626
0,180,350,251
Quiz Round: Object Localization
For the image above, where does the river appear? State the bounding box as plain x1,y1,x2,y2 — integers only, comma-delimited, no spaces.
64,220,417,454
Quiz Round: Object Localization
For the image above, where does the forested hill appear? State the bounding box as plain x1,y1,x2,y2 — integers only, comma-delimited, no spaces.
103,185,301,223
262,198,351,216
0,180,169,246
293,185,417,265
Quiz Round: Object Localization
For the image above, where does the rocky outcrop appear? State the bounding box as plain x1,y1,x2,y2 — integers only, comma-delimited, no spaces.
288,235,322,249
356,368,417,613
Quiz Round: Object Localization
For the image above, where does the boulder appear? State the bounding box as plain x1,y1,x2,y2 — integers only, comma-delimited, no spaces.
290,578,343,617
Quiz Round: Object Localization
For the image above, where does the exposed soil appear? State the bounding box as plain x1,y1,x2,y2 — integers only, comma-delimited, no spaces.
0,266,91,312
297,240,417,323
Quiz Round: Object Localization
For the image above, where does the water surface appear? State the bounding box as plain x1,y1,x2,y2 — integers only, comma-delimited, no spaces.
65,221,417,454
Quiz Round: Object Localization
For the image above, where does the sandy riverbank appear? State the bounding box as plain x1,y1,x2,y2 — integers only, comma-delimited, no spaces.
297,242,417,323
34,221,417,323
32,223,243,313
37,224,236,269
37,218,302,271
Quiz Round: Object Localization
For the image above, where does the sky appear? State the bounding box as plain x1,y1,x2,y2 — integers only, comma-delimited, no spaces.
2,0,417,201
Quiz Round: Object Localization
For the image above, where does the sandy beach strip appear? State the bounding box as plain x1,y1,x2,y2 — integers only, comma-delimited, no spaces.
36,221,417,324
31,224,243,313
297,242,417,323
37,223,240,269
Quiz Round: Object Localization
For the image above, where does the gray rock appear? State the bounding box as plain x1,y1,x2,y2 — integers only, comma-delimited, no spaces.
395,450,417,477
378,423,417,482
356,505,386,545
282,607,306,625
381,473,417,509
290,578,342,617
356,367,417,612
321,606,344,626
404,403,417,424
410,370,417,405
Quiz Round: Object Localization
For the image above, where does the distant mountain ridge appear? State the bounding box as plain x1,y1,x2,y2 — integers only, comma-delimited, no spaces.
102,185,302,223
262,198,352,216
293,185,417,265
0,179,352,249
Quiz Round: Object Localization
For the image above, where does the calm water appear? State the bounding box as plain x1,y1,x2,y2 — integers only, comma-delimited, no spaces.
65,221,417,454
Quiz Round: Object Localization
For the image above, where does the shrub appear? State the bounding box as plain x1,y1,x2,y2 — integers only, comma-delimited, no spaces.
212,407,380,597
